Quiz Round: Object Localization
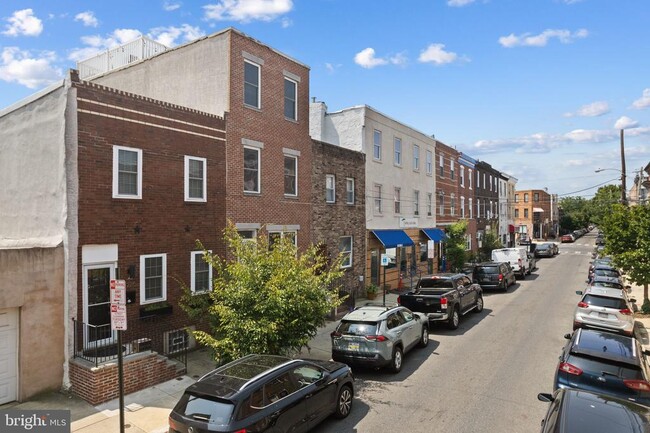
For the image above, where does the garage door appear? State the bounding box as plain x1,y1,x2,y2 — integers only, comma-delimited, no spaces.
0,308,18,405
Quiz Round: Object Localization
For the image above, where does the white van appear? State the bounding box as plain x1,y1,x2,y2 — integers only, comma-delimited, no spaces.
491,247,530,279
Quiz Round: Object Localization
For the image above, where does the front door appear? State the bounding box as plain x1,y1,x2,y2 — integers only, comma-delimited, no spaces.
83,264,115,348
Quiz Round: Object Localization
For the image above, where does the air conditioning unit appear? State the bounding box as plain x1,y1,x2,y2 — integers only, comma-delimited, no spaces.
163,327,196,354
132,338,152,353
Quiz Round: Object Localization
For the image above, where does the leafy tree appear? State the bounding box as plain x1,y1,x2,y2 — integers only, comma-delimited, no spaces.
479,229,503,262
444,220,468,272
601,204,650,309
181,223,344,365
591,185,621,226
559,196,590,232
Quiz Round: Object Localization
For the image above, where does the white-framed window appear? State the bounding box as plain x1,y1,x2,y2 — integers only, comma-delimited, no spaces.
244,59,261,108
427,193,432,216
113,145,142,199
339,236,353,268
374,184,383,214
489,175,493,191
244,146,261,193
284,77,297,120
140,253,167,304
483,173,486,190
373,130,382,160
439,155,444,177
191,251,212,294
394,137,402,166
346,178,355,204
414,190,420,216
394,187,401,214
450,194,456,216
469,169,473,189
184,156,207,202
465,234,472,251
438,191,445,215
460,166,465,187
269,231,297,248
426,150,433,175
450,160,455,180
413,144,420,171
284,155,297,196
238,229,257,242
461,196,465,218
326,174,335,203
477,170,480,188
469,198,473,218
477,199,481,218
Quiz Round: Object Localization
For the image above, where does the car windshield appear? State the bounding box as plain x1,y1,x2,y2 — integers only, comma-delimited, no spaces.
594,269,620,278
583,295,626,310
418,278,454,289
337,320,379,336
592,282,623,290
174,393,234,426
474,266,499,275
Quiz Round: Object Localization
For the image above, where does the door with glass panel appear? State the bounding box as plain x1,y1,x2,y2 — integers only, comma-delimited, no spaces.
83,264,116,347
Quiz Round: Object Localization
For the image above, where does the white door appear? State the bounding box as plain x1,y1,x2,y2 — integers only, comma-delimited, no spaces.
83,264,116,348
0,308,18,405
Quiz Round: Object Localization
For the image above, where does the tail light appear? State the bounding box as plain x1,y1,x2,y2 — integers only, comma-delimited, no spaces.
624,380,650,391
365,335,387,342
330,331,342,338
440,297,448,309
577,302,589,308
397,295,401,305
620,308,633,316
559,362,583,376
498,273,503,281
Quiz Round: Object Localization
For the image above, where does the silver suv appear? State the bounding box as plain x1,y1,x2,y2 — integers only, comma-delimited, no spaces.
573,287,637,336
331,304,429,373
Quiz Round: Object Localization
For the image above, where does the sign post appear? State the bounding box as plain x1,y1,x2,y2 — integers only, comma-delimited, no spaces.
380,254,389,306
110,279,127,433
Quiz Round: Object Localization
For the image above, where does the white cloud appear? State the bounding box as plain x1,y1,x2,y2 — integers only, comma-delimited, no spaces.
632,88,650,109
0,47,63,88
148,24,204,47
2,9,43,37
68,29,142,62
354,48,388,69
615,116,639,130
163,1,182,11
280,17,292,28
418,43,462,65
564,101,609,117
564,129,616,143
74,11,99,28
447,0,476,6
499,28,588,48
203,0,293,22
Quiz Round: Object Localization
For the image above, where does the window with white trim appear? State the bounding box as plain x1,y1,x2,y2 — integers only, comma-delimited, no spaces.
450,194,456,216
346,178,355,204
373,130,382,160
113,145,142,199
460,166,465,187
185,156,206,202
426,150,433,175
244,147,260,193
469,169,473,189
414,190,420,216
394,187,401,214
394,137,402,166
439,155,444,177
438,191,445,215
284,155,297,196
339,236,353,268
284,77,297,120
450,160,455,180
140,253,166,304
489,175,493,191
477,199,481,218
191,251,212,294
469,198,473,218
477,170,480,188
374,184,383,214
461,196,465,218
269,231,297,248
244,60,261,108
427,193,432,216
326,174,335,203
238,229,257,242
413,144,420,171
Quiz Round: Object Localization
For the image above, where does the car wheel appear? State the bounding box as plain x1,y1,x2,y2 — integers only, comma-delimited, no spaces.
333,385,353,419
418,326,429,348
474,295,484,313
390,346,403,373
448,307,460,330
520,270,526,280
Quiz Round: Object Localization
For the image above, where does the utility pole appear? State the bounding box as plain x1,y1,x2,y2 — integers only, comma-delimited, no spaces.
620,129,628,205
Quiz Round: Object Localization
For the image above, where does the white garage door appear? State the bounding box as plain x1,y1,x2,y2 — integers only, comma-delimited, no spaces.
0,308,18,405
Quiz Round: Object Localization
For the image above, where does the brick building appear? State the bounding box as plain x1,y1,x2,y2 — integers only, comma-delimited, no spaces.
475,161,500,257
514,189,554,241
458,152,478,254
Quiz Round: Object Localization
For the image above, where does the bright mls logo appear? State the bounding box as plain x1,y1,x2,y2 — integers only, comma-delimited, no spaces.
1,410,70,432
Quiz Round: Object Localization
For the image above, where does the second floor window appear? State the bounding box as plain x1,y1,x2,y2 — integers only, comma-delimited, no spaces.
346,178,355,204
524,193,529,203
534,192,539,202
374,184,382,213
427,193,432,216
438,191,445,215
243,147,260,193
524,208,529,218
394,137,402,166
515,208,519,218
339,236,353,268
426,150,433,174
460,166,465,187
326,174,335,203
244,60,260,108
113,145,142,199
284,78,297,120
140,253,166,304
469,198,473,218
450,194,456,216
394,187,401,214
191,251,212,294
284,155,297,196
515,194,519,203
414,190,420,216
461,196,465,218
373,130,382,160
185,156,206,202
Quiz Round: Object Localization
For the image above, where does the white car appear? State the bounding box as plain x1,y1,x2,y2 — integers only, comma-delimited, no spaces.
573,287,636,336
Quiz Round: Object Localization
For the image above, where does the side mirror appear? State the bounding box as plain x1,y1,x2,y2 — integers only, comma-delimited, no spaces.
564,333,572,340
630,298,637,303
537,393,554,403
626,285,632,290
575,290,583,295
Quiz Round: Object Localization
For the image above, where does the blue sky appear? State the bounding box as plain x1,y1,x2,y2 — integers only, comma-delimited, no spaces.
1,0,649,199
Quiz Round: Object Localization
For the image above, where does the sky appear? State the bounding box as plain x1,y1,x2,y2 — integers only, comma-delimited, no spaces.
1,0,649,199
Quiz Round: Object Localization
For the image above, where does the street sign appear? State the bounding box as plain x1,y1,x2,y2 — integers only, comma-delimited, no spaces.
110,279,126,305
111,304,127,330
380,254,389,267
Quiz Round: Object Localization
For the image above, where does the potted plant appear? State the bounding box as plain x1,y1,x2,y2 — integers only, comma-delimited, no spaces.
365,284,379,300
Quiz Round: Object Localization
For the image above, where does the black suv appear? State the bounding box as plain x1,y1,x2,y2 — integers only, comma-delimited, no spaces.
169,354,354,433
472,262,516,291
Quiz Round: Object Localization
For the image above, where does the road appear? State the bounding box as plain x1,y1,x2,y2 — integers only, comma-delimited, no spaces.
314,235,596,433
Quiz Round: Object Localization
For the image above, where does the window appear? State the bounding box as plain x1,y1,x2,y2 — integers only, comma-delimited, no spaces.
534,192,539,202
185,156,206,202
140,254,166,304
238,229,257,242
394,187,401,214
284,155,297,196
515,194,519,203
284,77,297,120
414,190,420,216
339,236,352,268
461,196,465,218
427,193,432,216
477,199,481,218
438,191,445,215
346,178,355,204
269,231,297,248
244,147,260,193
524,208,529,218
439,155,444,177
483,173,486,190
374,184,382,213
394,137,402,166
373,130,382,160
113,145,142,199
325,174,335,203
460,166,465,187
426,150,433,174
489,175,493,191
450,161,455,180
413,145,420,170
515,208,519,218
524,193,529,203
465,234,472,251
469,198,473,218
468,169,473,189
450,194,456,216
191,251,212,293
419,242,428,262
244,60,260,108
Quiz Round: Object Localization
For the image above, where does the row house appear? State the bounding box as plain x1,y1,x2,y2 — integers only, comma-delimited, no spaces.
435,140,462,266
458,152,478,254
499,173,518,247
310,102,440,292
514,189,555,241
0,71,226,405
474,161,500,257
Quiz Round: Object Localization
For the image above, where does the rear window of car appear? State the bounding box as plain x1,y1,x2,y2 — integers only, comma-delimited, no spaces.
567,354,642,379
474,266,499,275
337,320,378,336
594,269,620,277
592,282,623,290
418,278,454,289
174,393,234,426
583,295,626,309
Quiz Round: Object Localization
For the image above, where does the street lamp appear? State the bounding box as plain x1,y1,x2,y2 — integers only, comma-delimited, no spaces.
595,168,627,205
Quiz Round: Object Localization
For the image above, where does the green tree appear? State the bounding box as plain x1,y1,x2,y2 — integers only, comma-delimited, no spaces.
181,223,344,364
601,204,650,310
591,185,621,226
445,220,468,272
479,229,503,262
559,196,590,232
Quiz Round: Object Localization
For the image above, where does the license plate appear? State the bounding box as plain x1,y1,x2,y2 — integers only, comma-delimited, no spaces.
348,343,359,351
599,312,608,319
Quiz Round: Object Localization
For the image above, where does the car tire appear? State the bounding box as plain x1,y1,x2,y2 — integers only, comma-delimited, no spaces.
390,346,403,373
474,295,484,313
333,385,353,419
447,307,460,330
418,326,429,348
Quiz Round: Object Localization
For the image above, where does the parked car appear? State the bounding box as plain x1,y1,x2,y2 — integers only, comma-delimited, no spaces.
471,262,516,291
537,388,650,433
491,247,530,278
590,276,629,292
589,267,623,285
560,234,575,243
398,273,483,330
573,286,636,336
535,243,554,258
331,304,428,373
169,354,354,433
554,329,650,406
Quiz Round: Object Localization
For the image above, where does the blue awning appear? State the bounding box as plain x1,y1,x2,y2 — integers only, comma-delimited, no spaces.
371,230,414,248
422,228,447,242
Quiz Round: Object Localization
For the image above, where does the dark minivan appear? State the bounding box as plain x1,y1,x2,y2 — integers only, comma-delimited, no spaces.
472,262,516,291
